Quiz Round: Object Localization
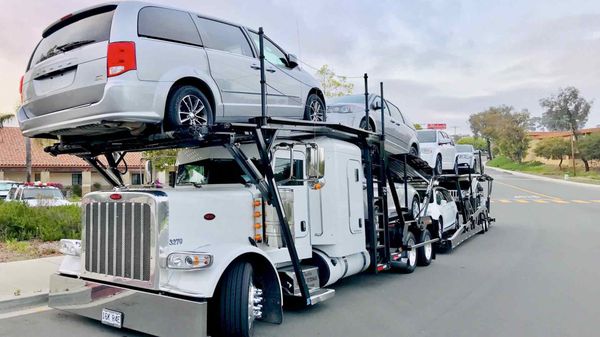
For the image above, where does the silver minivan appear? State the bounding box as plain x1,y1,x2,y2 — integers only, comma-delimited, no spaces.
18,2,326,139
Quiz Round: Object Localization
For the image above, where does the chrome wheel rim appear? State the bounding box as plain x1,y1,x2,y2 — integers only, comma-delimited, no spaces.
248,281,263,329
309,100,324,121
178,94,207,125
424,235,432,260
408,238,417,267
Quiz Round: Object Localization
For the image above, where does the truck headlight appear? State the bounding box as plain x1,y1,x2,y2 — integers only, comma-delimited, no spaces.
59,239,81,256
167,252,213,270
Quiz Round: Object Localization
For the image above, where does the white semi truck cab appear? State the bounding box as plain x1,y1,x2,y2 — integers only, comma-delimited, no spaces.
49,126,439,337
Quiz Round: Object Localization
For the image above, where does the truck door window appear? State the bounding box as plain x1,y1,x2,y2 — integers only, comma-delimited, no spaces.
274,158,303,186
176,159,250,185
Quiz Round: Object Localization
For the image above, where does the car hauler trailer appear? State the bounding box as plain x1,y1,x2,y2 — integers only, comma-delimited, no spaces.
41,30,494,337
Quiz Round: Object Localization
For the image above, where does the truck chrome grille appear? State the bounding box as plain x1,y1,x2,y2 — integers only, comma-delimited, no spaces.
84,202,152,281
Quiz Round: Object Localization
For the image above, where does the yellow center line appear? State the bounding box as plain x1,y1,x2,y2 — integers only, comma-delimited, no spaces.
534,199,549,204
498,199,511,203
591,200,600,203
494,180,563,200
572,200,591,204
515,199,529,204
551,199,569,204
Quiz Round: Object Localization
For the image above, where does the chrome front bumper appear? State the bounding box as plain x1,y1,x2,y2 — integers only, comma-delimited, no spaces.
49,274,207,337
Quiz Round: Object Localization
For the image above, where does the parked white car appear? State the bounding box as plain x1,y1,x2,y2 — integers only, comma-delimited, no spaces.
327,94,419,155
18,2,325,139
423,187,459,232
0,180,18,200
417,130,457,175
455,144,480,173
6,184,72,207
381,183,421,219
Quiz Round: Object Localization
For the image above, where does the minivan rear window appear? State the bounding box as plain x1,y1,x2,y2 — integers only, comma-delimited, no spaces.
138,7,202,46
417,130,437,143
28,6,115,69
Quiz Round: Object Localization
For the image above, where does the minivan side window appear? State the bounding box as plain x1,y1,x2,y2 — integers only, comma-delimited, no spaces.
249,32,288,67
195,17,253,57
387,101,404,123
138,7,202,46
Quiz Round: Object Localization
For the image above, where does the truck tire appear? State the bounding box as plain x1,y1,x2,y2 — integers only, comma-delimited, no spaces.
215,261,261,337
399,232,417,273
417,229,433,266
165,85,214,130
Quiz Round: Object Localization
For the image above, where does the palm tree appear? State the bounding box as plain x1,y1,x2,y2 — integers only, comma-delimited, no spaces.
0,114,12,128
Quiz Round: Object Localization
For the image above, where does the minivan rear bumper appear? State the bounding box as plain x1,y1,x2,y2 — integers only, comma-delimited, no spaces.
19,78,163,137
49,273,208,337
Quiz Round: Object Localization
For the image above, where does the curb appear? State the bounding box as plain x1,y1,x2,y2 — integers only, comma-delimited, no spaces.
485,166,600,189
0,292,48,314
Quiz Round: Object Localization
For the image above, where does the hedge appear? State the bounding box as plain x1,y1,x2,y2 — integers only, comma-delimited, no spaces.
0,201,81,242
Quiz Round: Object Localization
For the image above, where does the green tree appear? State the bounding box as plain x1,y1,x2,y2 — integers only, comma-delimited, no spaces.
534,137,570,168
316,65,354,97
0,114,13,127
143,149,178,183
413,123,423,130
469,105,530,162
579,133,600,162
539,87,592,171
457,136,487,151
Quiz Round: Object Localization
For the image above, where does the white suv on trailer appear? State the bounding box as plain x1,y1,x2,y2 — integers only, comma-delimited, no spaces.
18,2,326,139
417,130,457,175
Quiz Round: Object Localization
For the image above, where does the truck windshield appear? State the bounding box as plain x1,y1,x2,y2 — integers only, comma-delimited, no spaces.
417,131,437,143
176,159,250,185
22,188,64,200
28,6,115,69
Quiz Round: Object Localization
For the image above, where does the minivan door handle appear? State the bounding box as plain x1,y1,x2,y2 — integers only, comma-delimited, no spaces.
266,68,276,73
250,64,261,70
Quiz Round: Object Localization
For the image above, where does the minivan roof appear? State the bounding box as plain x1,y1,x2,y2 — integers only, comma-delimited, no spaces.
43,1,257,39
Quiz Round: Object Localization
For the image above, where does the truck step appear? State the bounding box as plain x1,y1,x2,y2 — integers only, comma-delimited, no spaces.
309,288,335,305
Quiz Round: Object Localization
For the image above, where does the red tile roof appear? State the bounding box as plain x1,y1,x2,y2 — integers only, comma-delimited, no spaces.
528,127,600,140
0,127,143,169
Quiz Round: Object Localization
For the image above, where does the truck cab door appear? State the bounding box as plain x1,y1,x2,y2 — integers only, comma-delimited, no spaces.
347,159,364,234
273,150,309,239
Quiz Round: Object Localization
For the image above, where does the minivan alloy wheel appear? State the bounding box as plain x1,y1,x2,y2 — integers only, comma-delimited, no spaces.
309,100,324,121
178,94,207,125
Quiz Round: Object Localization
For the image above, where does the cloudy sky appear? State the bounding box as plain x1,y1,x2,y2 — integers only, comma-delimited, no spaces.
1,0,599,133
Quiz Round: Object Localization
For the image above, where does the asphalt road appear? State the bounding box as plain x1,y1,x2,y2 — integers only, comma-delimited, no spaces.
1,168,599,337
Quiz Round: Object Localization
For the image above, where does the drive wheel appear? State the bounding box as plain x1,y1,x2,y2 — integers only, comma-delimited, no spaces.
410,196,421,220
399,232,417,273
417,229,433,266
165,85,213,130
304,94,325,122
434,155,443,175
215,261,262,337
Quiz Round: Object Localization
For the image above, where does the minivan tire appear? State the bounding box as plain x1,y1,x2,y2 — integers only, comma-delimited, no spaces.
165,85,213,130
304,94,326,122
434,155,443,175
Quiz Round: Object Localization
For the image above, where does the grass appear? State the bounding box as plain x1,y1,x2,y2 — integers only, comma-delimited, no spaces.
487,156,600,183
5,239,34,255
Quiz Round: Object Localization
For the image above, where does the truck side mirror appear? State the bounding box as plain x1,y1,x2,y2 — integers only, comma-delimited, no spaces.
306,144,325,179
144,160,153,184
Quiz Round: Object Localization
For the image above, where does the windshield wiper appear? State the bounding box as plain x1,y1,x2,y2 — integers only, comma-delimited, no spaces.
56,39,95,52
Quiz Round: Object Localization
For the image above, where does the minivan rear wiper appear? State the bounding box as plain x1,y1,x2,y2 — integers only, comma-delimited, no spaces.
56,39,95,52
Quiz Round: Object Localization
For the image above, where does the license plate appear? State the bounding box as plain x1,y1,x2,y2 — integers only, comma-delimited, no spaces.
101,308,123,328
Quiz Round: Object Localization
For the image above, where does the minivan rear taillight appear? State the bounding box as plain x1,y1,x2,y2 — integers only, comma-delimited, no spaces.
107,42,136,77
19,75,24,103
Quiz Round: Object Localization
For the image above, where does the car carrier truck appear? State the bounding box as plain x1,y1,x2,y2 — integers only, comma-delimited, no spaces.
41,31,494,337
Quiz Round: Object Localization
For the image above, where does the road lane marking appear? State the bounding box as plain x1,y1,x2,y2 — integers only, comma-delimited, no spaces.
498,199,511,203
550,199,569,204
572,200,591,204
494,180,562,200
533,199,549,204
515,199,529,204
591,200,600,203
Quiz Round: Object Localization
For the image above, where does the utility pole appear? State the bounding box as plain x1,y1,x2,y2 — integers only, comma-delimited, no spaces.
571,134,576,176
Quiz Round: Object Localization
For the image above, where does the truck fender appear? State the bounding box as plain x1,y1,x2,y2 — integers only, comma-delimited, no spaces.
212,245,283,324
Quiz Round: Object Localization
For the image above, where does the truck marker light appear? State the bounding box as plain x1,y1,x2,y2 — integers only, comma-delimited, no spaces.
254,211,262,218
254,234,262,242
254,200,262,207
204,213,216,220
109,193,122,200
254,223,262,229
313,183,322,190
